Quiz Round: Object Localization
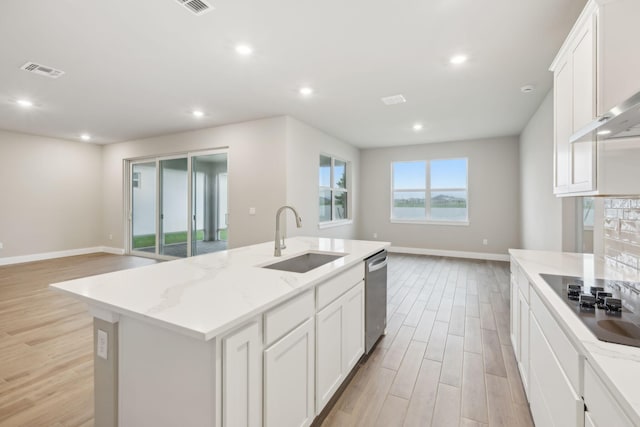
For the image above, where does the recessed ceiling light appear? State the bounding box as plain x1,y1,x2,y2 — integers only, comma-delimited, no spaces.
521,85,535,93
192,110,204,118
597,129,612,136
299,87,314,96
235,44,254,56
17,99,33,108
450,55,468,65
413,123,424,131
80,134,91,141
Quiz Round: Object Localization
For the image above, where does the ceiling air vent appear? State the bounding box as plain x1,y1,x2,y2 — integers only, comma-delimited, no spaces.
20,62,65,79
175,0,214,15
381,94,406,105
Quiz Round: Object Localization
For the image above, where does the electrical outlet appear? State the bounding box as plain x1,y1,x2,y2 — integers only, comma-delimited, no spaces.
373,233,378,239
108,234,113,241
483,239,488,246
97,329,108,360
249,207,256,215
0,242,3,250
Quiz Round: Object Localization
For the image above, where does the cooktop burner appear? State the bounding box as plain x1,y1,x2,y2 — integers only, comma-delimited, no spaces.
540,274,640,348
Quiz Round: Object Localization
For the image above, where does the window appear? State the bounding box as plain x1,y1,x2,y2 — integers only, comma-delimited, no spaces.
583,197,594,229
319,154,349,223
391,158,468,223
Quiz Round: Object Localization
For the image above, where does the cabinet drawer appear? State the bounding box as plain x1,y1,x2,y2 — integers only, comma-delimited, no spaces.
316,263,364,310
264,290,314,347
516,266,529,303
530,289,581,393
529,316,583,427
584,362,633,427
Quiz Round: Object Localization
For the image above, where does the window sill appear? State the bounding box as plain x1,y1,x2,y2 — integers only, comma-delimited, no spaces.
318,219,353,229
390,219,470,227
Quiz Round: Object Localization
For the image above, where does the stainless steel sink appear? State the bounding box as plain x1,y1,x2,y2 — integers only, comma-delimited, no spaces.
261,252,345,273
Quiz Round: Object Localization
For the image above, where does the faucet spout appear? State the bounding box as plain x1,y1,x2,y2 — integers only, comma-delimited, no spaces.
274,205,302,256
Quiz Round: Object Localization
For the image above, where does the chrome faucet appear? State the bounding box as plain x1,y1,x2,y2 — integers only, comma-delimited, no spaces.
274,206,302,256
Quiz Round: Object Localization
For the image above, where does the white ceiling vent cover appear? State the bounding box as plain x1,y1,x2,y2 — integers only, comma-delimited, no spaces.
381,94,406,105
20,62,65,79
175,0,214,15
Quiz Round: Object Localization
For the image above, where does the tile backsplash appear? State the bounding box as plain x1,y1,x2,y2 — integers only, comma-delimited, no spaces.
604,197,640,272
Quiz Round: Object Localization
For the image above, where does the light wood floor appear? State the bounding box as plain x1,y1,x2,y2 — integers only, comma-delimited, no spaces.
0,253,532,427
0,253,158,427
322,254,534,427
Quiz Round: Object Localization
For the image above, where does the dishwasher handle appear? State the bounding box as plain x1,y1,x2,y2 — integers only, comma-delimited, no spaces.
368,256,388,273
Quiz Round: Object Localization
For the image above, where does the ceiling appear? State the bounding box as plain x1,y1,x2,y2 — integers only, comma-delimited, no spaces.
0,0,586,148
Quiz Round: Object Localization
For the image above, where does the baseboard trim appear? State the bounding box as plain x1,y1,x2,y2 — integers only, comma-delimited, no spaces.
0,246,125,266
388,246,510,262
100,246,125,255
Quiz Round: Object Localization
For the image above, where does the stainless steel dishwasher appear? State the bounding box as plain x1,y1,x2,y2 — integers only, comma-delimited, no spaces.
365,249,388,354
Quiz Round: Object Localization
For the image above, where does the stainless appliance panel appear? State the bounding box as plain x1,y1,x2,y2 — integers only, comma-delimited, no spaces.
365,249,387,354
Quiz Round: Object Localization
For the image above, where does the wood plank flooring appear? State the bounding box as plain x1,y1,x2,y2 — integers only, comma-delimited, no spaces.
322,254,534,427
0,252,532,427
0,253,158,427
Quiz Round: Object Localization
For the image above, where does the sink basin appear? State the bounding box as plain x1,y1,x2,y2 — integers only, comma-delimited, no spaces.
262,252,345,273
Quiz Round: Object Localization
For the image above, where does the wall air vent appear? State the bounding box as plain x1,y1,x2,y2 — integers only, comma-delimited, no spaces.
381,94,406,105
20,62,65,79
175,0,214,15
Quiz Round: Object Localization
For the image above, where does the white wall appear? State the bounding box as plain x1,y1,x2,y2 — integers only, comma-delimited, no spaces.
519,91,578,252
0,129,103,258
359,136,520,255
284,117,360,240
102,117,288,250
519,91,563,251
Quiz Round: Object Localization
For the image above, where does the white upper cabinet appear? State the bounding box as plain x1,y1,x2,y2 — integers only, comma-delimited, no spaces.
552,3,598,195
551,0,640,197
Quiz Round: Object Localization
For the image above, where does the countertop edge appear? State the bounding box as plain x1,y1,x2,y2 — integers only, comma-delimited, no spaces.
50,239,390,342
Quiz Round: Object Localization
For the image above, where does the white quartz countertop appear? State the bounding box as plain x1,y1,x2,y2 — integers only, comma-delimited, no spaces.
51,237,389,341
509,249,640,425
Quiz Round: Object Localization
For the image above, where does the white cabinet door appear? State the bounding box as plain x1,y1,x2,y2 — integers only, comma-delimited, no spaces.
570,14,597,193
553,7,597,196
529,316,583,427
316,282,364,413
222,321,262,427
264,318,315,427
510,269,521,356
554,56,573,194
316,298,345,412
518,290,530,395
342,282,364,373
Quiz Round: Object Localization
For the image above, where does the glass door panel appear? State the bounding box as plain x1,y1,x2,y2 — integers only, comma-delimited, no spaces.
131,162,157,254
191,153,228,255
159,158,189,258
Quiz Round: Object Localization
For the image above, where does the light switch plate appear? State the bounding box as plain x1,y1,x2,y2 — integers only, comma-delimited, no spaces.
97,329,108,360
249,207,256,215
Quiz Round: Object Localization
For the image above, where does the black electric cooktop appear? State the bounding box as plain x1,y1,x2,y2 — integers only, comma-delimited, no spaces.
540,274,640,348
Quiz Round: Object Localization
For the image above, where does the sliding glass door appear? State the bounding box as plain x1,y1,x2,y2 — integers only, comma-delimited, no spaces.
131,161,157,254
159,157,189,257
129,150,228,259
191,153,228,256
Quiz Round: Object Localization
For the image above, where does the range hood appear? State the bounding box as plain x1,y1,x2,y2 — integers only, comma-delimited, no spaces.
570,90,640,143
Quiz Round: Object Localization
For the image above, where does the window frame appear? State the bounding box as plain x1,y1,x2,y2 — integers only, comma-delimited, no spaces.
390,157,469,226
319,154,352,228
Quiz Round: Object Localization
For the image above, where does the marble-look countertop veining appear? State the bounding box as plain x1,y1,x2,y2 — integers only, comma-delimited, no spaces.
509,249,640,425
51,237,389,341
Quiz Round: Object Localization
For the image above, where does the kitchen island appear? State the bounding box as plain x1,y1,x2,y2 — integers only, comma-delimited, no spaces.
51,237,389,427
509,249,640,427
